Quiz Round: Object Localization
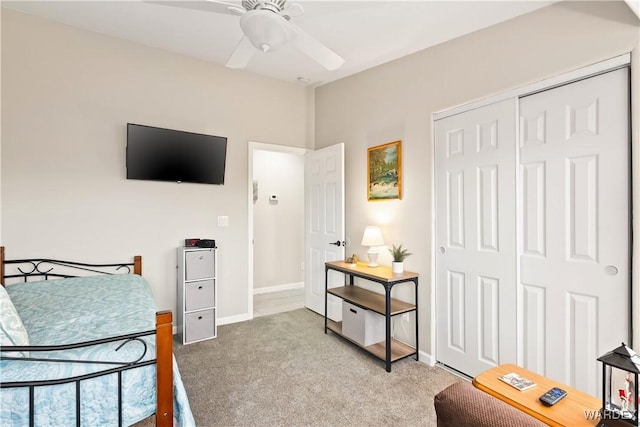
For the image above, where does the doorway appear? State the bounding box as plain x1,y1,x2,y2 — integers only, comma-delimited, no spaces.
248,142,308,318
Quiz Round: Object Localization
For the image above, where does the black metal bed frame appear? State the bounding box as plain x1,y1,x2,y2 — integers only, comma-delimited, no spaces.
1,332,157,427
0,254,155,427
3,257,136,282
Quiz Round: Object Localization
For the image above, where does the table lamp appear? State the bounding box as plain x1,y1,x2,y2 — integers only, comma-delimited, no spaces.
361,226,384,267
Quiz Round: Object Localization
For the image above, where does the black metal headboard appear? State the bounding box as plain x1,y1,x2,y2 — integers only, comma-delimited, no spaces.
0,246,142,286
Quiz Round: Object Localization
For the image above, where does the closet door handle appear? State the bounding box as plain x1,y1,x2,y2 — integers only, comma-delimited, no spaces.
605,265,619,276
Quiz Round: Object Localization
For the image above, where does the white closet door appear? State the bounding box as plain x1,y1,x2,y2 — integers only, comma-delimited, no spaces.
519,68,630,395
435,98,517,376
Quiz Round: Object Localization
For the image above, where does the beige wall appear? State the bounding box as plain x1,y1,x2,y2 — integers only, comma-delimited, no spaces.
0,9,310,323
315,1,640,360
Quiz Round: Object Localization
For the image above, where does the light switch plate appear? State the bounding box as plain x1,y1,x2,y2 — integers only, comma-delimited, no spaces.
217,216,229,227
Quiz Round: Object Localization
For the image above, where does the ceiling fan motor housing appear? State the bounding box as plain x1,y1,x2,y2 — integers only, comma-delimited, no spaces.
242,0,289,13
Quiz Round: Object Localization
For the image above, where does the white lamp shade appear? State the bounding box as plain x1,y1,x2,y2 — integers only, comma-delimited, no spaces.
361,226,384,247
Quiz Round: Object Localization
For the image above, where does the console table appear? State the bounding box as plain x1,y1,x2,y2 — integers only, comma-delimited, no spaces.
324,261,419,372
473,364,601,426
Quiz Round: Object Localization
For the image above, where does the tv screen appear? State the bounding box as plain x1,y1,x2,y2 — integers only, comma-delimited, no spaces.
126,123,227,185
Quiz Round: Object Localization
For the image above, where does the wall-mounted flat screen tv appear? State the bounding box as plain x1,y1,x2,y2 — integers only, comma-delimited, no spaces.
126,123,227,185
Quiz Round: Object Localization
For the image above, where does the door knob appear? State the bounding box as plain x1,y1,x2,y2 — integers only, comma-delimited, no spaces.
329,240,344,246
439,247,446,254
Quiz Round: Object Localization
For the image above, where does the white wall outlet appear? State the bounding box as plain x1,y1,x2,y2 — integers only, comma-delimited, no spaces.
217,216,229,227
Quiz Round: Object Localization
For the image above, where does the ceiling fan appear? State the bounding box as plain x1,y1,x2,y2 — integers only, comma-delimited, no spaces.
151,0,345,70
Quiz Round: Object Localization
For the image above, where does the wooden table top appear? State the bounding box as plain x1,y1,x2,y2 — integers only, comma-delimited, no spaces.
325,261,418,283
472,364,601,426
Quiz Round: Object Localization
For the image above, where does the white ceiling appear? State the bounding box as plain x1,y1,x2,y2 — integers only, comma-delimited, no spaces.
3,0,563,87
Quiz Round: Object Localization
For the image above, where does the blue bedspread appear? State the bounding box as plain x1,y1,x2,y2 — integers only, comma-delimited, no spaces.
0,274,195,427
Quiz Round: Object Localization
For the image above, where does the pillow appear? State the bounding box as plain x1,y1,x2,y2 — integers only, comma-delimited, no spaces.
0,285,29,357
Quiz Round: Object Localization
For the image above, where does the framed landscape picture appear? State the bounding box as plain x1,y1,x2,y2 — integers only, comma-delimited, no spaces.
367,140,402,201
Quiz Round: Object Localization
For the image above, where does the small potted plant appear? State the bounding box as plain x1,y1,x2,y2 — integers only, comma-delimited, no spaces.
389,244,412,273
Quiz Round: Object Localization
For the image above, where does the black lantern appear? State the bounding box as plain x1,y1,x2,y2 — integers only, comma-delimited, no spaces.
597,343,640,426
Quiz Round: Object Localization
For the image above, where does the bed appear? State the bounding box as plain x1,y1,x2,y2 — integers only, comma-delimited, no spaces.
0,247,195,427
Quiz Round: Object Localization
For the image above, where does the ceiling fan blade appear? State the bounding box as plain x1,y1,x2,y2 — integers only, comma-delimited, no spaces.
290,24,345,71
145,0,244,15
280,3,304,19
226,36,256,68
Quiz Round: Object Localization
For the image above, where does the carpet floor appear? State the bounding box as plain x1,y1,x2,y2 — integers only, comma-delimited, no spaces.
160,308,462,426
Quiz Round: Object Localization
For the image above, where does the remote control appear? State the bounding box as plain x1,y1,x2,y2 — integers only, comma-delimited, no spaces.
539,387,567,406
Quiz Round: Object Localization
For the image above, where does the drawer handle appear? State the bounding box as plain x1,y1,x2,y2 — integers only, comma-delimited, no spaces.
350,308,357,314
198,316,203,320
198,286,203,289
198,255,204,260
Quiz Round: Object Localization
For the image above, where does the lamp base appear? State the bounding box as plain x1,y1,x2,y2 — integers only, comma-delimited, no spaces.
367,249,379,267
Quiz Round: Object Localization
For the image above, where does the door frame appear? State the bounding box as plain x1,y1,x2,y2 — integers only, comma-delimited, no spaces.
430,52,633,366
247,141,309,319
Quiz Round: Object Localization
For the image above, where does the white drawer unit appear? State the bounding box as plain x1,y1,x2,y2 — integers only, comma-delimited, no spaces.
177,247,217,344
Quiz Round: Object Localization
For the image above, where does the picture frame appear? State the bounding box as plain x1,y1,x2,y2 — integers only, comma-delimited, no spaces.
367,140,402,201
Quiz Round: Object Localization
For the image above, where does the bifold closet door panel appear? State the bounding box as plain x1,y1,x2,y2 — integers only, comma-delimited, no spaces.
519,68,630,395
435,98,517,377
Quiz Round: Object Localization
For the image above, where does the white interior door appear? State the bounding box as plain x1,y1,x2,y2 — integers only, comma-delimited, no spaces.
435,98,517,376
304,143,345,320
518,68,630,395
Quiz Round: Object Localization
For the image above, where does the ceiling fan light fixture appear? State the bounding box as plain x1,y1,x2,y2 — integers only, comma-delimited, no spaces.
240,10,291,53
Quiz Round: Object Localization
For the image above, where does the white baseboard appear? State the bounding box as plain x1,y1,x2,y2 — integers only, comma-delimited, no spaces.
419,350,436,366
253,281,304,295
218,312,252,326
